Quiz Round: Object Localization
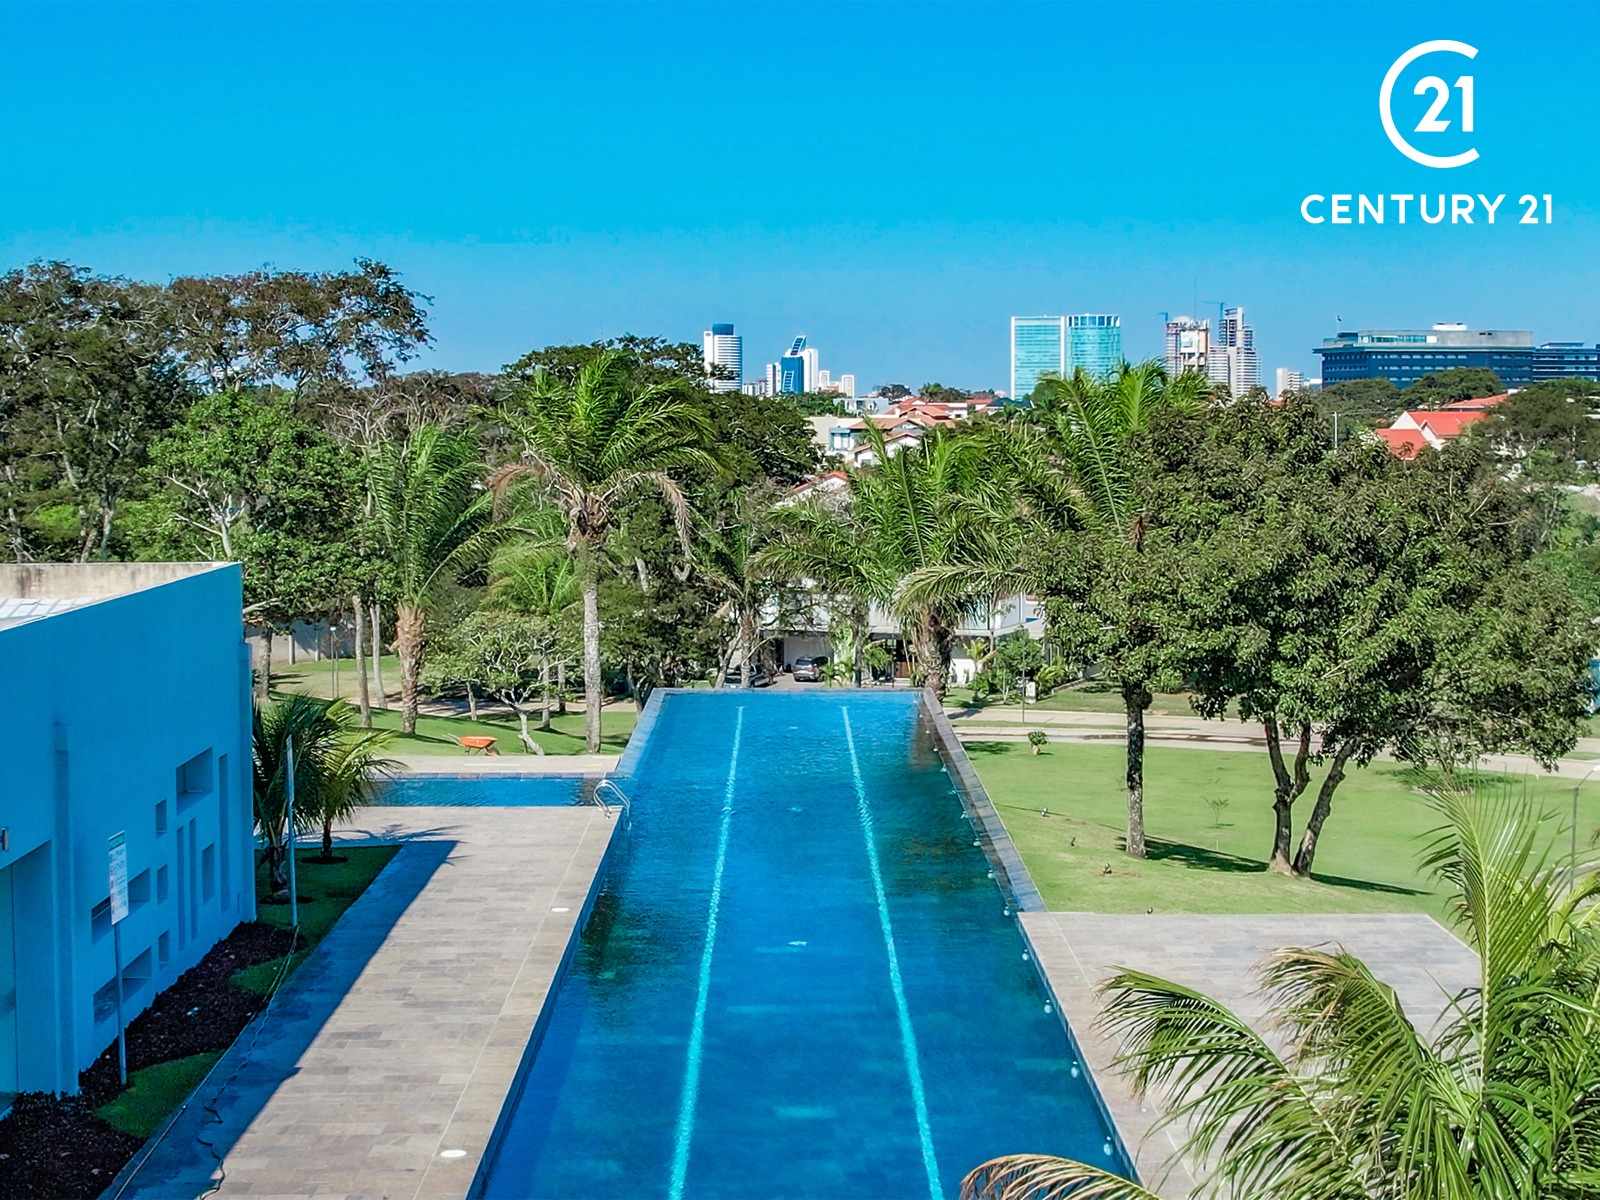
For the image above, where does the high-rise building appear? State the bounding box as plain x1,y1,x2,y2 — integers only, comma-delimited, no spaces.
1164,315,1210,379
1208,306,1260,397
778,336,807,394
1314,324,1600,387
764,362,782,395
1010,316,1066,403
1066,314,1122,379
1274,367,1305,397
701,323,742,393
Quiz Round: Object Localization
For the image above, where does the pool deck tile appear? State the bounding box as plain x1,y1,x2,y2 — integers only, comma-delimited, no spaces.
1019,911,1480,1197
116,805,616,1200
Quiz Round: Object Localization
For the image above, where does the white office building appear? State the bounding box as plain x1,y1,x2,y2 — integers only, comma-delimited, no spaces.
702,323,742,393
1164,315,1210,379
1208,305,1260,397
1274,367,1305,397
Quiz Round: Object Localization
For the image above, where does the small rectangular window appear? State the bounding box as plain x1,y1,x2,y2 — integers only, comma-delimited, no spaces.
202,844,215,903
158,931,171,966
155,800,168,835
156,864,169,903
176,748,214,814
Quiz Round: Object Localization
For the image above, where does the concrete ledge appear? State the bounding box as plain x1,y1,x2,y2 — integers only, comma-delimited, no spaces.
1020,911,1479,1196
920,688,1045,912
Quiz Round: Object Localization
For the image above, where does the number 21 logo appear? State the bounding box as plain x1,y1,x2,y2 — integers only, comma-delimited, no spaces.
1380,40,1479,169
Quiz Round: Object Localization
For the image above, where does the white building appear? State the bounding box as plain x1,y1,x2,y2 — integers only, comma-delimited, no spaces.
0,563,254,1101
1208,305,1260,397
701,322,742,393
1274,367,1305,397
1164,315,1210,379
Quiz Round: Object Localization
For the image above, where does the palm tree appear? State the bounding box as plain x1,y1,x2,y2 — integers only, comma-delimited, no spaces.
489,539,582,728
906,362,1207,856
368,424,493,734
961,783,1600,1200
252,695,398,889
494,350,717,752
695,493,779,688
762,422,1011,697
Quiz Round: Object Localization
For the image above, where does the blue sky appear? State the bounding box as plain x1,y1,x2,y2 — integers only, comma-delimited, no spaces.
1,1,1594,389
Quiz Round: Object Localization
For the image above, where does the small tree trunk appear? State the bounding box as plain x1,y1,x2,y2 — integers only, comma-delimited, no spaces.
1292,744,1356,876
582,568,603,754
539,657,552,730
322,816,334,860
396,603,425,735
370,600,385,704
1123,682,1151,858
740,613,754,687
258,633,274,706
556,661,567,714
465,681,479,721
1263,717,1312,875
353,598,372,727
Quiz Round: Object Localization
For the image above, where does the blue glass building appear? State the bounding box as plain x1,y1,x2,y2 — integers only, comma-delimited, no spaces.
1066,314,1122,380
1010,316,1065,402
779,336,806,394
1315,325,1600,388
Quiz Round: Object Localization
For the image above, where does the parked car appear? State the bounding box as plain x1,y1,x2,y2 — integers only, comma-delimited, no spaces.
722,665,772,688
792,655,829,683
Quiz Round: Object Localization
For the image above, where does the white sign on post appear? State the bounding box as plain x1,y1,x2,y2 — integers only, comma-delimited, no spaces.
107,830,129,924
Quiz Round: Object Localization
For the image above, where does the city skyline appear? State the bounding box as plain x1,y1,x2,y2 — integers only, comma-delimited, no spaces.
3,2,1594,389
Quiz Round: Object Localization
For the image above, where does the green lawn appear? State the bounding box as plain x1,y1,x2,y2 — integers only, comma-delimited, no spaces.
273,654,401,702
233,846,399,994
948,681,1207,718
970,741,1600,918
349,705,635,756
97,1051,222,1138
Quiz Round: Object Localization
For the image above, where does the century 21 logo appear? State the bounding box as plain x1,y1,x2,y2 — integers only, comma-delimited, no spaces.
1379,40,1478,169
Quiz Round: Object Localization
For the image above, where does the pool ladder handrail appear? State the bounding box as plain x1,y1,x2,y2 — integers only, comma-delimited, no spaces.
591,777,633,823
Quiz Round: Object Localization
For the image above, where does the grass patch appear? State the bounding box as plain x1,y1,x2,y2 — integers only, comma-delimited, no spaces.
95,1051,223,1138
265,700,635,757
272,654,401,702
233,845,398,995
969,741,1600,918
948,681,1206,718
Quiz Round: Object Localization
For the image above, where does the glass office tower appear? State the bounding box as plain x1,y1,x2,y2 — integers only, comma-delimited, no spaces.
1010,316,1066,403
1066,314,1122,380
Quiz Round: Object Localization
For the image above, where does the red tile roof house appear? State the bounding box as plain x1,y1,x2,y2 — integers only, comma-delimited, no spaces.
1376,393,1507,457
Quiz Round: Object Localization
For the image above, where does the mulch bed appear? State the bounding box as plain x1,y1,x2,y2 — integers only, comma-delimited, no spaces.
0,920,297,1200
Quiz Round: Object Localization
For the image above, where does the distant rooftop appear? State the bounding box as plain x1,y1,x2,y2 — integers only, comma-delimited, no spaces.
0,563,228,631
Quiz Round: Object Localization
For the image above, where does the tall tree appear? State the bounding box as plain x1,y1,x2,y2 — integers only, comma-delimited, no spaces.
913,362,1206,857
1156,399,1593,875
165,259,429,397
0,262,189,560
489,539,582,727
368,425,493,733
962,785,1600,1200
494,349,717,752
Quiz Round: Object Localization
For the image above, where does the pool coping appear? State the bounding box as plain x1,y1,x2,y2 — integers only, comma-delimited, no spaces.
462,812,631,1199
919,689,1142,1183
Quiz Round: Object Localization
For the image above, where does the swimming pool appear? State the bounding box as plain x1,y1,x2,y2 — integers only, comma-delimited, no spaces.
374,774,591,807
476,690,1129,1198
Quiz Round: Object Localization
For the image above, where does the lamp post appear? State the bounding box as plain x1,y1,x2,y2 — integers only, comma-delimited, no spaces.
285,736,300,932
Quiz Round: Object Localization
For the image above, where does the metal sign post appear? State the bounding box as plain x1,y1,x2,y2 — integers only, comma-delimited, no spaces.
285,738,299,931
107,830,129,1086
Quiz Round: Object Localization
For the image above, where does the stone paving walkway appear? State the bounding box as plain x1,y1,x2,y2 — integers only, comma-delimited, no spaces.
117,804,616,1200
1021,912,1479,1197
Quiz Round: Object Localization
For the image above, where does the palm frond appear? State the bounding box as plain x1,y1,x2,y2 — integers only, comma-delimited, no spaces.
960,1155,1160,1200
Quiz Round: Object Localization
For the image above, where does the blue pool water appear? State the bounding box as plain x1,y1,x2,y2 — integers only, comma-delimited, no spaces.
375,775,588,807
477,691,1127,1199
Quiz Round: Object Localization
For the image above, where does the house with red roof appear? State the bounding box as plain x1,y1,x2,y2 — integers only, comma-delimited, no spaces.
1375,393,1505,457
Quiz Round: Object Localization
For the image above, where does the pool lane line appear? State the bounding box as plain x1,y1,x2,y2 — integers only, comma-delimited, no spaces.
841,706,942,1200
667,704,745,1200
